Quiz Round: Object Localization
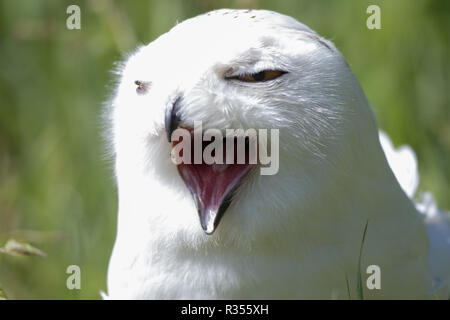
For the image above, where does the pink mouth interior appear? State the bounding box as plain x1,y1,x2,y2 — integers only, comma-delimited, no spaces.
174,134,254,232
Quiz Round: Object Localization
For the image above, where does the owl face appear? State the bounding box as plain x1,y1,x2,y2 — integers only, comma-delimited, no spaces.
111,9,375,236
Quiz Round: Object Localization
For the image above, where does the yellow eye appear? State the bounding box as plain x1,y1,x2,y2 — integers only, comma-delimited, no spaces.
229,70,286,82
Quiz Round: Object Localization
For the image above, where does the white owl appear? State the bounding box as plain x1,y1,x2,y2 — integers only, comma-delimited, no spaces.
105,9,450,299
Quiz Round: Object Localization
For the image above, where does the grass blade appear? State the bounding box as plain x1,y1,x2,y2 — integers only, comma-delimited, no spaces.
356,220,369,300
345,273,352,300
0,239,46,258
0,283,7,300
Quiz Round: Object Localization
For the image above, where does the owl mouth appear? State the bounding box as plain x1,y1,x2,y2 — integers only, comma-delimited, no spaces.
172,131,255,234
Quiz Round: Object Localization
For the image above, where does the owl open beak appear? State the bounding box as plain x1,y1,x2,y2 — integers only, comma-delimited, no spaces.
165,99,254,234
173,135,254,234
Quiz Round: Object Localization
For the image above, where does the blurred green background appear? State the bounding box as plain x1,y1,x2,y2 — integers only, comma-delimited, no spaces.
0,0,448,299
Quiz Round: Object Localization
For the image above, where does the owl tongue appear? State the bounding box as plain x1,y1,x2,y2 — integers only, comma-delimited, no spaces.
174,137,254,234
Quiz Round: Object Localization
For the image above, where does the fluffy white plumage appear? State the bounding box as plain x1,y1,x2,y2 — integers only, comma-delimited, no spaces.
105,9,450,299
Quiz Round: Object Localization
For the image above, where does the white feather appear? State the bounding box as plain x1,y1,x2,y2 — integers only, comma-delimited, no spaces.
380,131,450,296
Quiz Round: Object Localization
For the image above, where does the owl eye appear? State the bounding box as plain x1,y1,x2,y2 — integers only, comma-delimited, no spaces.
227,70,287,82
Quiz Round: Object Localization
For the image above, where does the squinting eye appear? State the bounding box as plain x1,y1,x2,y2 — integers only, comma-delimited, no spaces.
228,70,287,82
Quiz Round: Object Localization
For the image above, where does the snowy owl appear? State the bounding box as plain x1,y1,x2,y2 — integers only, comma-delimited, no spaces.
105,9,450,299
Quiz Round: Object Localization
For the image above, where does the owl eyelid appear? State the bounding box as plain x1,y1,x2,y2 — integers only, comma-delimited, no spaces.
225,70,287,82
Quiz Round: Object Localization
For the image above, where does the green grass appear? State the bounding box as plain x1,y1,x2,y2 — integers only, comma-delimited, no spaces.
0,282,7,300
